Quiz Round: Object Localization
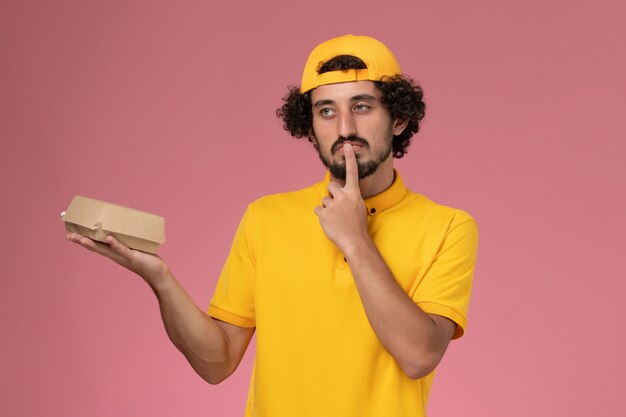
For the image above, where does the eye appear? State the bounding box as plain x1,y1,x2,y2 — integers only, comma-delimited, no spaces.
354,104,371,112
320,107,335,117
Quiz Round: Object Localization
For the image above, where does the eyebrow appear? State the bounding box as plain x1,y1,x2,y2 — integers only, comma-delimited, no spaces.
313,94,378,108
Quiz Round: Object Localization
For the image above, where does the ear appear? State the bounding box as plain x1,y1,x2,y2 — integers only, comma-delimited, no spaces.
392,119,409,136
308,129,317,146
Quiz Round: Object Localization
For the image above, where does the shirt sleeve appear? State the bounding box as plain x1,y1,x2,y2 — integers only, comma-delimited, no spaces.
208,206,257,328
412,211,479,339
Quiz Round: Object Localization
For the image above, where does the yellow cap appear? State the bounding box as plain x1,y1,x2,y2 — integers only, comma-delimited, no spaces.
300,34,402,93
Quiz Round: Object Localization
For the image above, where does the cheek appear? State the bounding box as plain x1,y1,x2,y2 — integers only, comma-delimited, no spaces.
311,121,334,146
371,118,396,142
311,117,328,135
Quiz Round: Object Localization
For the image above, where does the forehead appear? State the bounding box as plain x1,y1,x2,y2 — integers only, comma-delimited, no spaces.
310,80,381,103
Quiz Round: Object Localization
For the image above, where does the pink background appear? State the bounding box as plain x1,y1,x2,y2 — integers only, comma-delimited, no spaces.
1,1,624,416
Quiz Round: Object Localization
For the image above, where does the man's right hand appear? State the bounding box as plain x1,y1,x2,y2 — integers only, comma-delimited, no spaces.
66,233,169,289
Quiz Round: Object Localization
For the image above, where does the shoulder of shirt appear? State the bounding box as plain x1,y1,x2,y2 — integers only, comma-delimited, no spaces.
244,180,324,214
403,189,478,227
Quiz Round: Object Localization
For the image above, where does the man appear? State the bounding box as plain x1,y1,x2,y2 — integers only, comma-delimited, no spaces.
67,34,478,417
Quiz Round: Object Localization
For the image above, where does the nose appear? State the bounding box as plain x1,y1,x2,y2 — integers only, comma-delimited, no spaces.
337,111,357,139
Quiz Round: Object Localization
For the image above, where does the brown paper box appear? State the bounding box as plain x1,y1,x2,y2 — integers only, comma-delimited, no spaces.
62,196,165,254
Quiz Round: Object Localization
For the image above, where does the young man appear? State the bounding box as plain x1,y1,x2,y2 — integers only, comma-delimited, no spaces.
67,34,478,417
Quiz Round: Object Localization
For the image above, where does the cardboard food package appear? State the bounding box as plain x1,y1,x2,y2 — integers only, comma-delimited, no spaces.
61,195,165,254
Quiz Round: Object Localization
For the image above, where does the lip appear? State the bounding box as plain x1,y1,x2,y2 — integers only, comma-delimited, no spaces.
334,142,364,154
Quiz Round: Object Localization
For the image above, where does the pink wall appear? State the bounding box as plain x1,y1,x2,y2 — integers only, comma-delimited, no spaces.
1,1,624,416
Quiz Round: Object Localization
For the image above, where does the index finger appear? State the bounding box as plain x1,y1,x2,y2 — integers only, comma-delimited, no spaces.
343,143,360,190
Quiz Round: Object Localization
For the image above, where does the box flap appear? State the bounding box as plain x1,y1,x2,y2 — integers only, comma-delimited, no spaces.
98,203,165,243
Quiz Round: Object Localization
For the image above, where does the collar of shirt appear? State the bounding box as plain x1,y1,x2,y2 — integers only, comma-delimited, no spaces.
320,169,408,216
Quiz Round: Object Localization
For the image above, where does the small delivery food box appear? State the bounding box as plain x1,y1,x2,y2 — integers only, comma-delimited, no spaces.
61,196,165,254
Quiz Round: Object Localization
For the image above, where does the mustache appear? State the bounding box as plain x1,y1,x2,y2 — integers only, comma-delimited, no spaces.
331,136,370,154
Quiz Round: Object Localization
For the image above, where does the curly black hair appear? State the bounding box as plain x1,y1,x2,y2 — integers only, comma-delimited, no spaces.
276,55,426,158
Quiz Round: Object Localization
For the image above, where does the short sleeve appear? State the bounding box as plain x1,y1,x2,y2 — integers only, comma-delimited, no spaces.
412,212,478,339
208,206,257,327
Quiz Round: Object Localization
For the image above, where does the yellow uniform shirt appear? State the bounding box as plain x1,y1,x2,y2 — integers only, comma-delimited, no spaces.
209,171,478,417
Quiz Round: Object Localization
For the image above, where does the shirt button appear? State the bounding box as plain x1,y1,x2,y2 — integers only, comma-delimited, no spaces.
369,208,376,214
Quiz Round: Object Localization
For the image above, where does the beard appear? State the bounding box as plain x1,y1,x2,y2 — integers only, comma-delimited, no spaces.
315,135,393,181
